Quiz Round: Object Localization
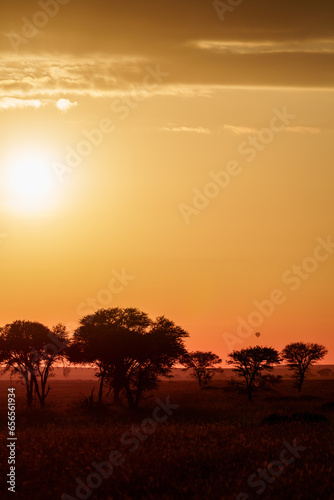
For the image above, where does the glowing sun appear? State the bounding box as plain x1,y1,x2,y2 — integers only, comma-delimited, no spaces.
3,148,57,214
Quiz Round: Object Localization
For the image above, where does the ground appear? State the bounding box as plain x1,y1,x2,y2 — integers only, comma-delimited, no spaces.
0,378,333,500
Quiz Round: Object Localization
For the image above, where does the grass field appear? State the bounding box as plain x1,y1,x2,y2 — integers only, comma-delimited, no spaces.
1,378,333,500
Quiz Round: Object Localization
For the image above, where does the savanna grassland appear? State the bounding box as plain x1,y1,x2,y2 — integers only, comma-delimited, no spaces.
1,378,334,500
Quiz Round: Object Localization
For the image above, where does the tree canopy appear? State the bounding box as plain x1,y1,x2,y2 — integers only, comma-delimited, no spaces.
227,346,281,401
69,307,189,408
281,342,328,392
0,320,68,406
181,351,222,387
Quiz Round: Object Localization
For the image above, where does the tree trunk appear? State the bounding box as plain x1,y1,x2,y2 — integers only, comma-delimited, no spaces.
298,374,304,392
26,377,34,407
27,389,33,407
247,384,253,402
38,383,50,407
98,372,105,405
37,377,45,407
113,387,122,406
125,383,135,410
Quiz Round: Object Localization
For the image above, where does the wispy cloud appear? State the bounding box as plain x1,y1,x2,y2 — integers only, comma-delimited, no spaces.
222,124,322,136
0,51,219,101
191,39,334,55
0,53,148,100
285,126,322,134
222,124,321,135
222,124,259,135
157,125,211,134
1,51,333,107
0,96,79,112
0,97,42,110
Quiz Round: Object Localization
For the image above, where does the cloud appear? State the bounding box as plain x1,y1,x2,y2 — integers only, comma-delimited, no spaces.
285,126,322,134
191,39,334,55
157,125,211,134
1,49,333,108
56,98,78,112
0,97,42,110
222,124,259,135
0,96,79,112
0,53,149,100
1,1,334,91
222,124,323,136
0,52,221,101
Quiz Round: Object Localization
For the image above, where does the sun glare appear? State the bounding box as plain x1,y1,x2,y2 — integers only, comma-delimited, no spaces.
3,148,58,215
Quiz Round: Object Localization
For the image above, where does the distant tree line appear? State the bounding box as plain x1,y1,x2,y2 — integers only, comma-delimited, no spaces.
0,307,329,408
227,343,327,402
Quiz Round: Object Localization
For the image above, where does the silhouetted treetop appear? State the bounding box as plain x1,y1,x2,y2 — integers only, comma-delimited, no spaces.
0,320,68,407
227,346,281,402
282,342,328,392
181,351,222,387
69,307,189,408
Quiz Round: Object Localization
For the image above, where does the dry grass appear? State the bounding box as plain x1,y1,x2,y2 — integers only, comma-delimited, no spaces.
0,379,333,499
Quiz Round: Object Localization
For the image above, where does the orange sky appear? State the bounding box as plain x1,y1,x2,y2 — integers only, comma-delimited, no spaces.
0,0,333,363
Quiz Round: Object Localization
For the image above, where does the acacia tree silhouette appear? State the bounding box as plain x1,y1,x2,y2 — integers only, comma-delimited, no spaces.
227,346,281,402
0,320,68,407
69,307,189,409
68,309,148,406
282,342,328,392
180,351,222,387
